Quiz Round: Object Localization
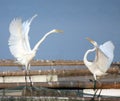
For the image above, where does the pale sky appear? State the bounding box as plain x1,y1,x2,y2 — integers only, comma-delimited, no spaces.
0,0,120,62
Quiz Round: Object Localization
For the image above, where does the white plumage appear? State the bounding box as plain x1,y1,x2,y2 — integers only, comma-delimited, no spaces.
8,14,63,71
83,38,115,80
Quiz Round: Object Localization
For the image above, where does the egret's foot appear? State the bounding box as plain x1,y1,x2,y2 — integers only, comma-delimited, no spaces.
22,86,33,96
30,85,42,91
22,85,42,96
22,85,62,96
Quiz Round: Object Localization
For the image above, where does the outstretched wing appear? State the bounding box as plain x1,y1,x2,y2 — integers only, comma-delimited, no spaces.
8,15,37,59
22,14,37,51
99,41,115,60
96,41,115,72
8,18,28,59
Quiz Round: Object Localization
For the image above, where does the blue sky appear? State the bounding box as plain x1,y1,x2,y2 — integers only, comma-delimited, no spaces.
0,0,120,62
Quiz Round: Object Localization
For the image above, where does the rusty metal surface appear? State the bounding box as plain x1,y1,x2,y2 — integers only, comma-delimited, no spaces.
0,60,84,66
0,59,120,98
0,80,120,89
0,65,119,76
1,59,120,66
0,96,120,101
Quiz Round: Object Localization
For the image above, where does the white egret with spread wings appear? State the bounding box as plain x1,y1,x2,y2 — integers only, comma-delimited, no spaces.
83,38,115,88
8,14,63,86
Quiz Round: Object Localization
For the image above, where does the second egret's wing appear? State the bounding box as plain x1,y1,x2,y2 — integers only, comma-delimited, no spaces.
99,41,115,60
96,41,114,72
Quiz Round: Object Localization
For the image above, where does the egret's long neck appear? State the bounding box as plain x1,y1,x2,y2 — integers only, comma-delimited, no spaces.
83,47,96,66
33,31,54,52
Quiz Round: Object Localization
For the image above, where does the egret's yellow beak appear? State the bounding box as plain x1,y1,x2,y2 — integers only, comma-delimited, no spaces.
55,29,64,33
86,37,98,47
86,37,94,44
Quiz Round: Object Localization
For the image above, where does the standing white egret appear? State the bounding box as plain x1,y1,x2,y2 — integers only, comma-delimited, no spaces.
83,38,115,88
8,14,63,87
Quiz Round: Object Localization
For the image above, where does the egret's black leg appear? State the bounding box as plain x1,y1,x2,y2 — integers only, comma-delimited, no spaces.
25,64,33,96
28,70,33,88
93,89,98,97
94,80,97,90
23,70,31,96
27,64,33,88
89,79,99,100
97,89,102,98
90,89,98,101
25,70,28,87
89,79,97,90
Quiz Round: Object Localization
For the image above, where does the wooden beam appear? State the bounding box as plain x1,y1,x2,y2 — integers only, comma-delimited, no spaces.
0,96,120,101
0,59,120,66
0,60,84,66
0,81,120,89
0,66,119,77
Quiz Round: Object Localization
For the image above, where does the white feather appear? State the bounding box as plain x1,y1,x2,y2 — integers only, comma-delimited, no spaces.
8,15,63,86
99,41,115,60
8,14,63,67
84,38,115,80
8,18,27,58
8,15,37,59
22,14,37,51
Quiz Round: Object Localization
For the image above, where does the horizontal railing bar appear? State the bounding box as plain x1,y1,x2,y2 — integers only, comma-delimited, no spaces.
0,66,119,76
0,81,120,89
0,96,120,101
0,60,84,66
0,60,120,66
